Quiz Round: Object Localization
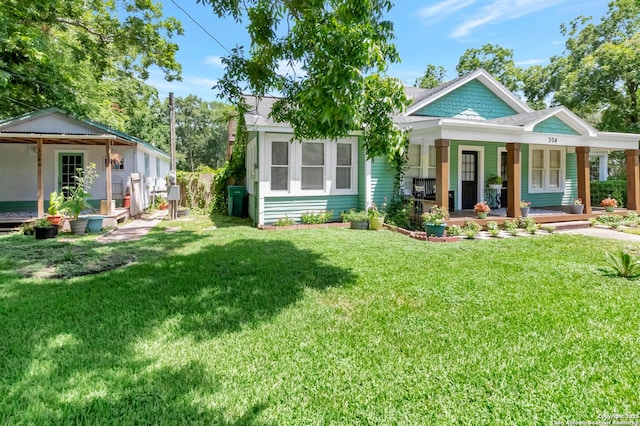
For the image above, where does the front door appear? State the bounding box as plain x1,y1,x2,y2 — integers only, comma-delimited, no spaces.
58,153,84,195
461,151,478,210
500,151,509,209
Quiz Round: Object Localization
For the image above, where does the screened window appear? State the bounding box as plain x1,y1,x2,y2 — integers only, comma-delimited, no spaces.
336,143,352,189
301,143,324,190
271,141,289,191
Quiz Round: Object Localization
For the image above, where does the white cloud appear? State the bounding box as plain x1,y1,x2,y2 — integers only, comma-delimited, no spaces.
204,56,224,67
418,0,477,22
515,58,548,66
449,0,570,39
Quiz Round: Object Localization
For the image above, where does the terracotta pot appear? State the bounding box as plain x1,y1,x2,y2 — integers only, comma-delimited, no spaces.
46,215,62,226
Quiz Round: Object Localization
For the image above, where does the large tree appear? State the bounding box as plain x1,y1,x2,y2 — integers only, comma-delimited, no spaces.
415,64,447,89
0,0,182,119
197,0,410,161
545,0,640,133
174,95,233,171
456,43,521,92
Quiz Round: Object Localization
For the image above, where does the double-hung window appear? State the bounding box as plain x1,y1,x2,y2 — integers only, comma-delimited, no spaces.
336,143,352,189
271,141,289,191
301,143,324,190
529,147,564,192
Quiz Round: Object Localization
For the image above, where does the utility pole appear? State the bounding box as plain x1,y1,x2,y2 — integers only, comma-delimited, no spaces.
168,93,178,220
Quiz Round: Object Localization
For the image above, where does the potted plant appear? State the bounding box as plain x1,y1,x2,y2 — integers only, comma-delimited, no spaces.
342,209,369,230
473,201,491,219
570,198,584,214
421,205,448,237
34,218,58,240
368,202,384,231
520,200,531,217
61,163,97,235
155,194,168,210
601,197,617,212
487,175,503,189
46,191,66,226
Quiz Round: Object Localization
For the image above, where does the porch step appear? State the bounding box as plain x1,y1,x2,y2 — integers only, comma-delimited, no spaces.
545,220,592,232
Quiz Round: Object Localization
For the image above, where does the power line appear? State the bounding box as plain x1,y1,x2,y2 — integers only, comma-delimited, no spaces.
168,0,232,55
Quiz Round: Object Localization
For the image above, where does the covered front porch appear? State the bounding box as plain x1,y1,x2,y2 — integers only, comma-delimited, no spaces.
422,140,640,218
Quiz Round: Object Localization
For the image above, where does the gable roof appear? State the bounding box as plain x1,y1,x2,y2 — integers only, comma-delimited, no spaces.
0,107,169,158
242,95,289,129
487,106,597,136
404,69,533,117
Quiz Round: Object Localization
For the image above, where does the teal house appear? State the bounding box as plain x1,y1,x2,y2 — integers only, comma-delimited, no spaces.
242,69,640,226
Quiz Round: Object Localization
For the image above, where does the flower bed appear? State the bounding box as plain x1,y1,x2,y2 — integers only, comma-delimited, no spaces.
259,222,350,231
383,223,460,242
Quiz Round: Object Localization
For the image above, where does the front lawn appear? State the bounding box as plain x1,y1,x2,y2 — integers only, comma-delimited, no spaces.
1,215,639,424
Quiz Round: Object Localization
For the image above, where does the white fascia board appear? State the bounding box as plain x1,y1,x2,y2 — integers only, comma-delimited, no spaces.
0,133,117,140
522,107,598,137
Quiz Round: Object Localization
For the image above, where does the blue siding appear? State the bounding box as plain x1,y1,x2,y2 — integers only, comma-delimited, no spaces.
264,195,359,224
370,157,395,208
414,80,517,120
533,117,580,135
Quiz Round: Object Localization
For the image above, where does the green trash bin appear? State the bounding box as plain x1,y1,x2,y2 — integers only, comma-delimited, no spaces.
228,185,247,217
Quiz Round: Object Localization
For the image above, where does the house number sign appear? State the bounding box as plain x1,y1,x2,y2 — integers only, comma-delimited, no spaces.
548,137,558,144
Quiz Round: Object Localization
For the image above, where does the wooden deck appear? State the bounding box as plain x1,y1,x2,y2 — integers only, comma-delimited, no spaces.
0,208,130,233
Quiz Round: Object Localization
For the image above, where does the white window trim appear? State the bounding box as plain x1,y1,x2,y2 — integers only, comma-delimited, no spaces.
528,145,566,193
54,148,88,193
265,136,358,197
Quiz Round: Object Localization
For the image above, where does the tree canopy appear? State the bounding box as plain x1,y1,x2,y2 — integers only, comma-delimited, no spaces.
0,0,182,122
197,0,410,161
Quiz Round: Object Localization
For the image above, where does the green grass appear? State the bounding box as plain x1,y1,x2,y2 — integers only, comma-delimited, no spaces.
1,215,640,424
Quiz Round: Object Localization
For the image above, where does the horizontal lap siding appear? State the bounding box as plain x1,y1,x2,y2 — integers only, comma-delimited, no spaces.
263,196,359,224
370,157,395,208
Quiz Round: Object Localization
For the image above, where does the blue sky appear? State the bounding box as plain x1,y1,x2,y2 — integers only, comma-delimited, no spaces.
150,0,610,102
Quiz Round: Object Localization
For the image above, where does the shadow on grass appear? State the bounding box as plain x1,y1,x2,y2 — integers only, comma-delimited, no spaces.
0,237,354,423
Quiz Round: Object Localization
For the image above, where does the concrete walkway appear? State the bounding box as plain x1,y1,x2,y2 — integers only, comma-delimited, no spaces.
561,226,640,242
97,211,166,243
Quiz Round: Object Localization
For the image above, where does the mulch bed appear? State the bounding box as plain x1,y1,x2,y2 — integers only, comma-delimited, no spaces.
383,223,461,242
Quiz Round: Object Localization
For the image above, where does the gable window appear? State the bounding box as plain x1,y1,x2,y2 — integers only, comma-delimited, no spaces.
301,142,324,190
271,141,289,191
336,143,352,189
529,146,565,192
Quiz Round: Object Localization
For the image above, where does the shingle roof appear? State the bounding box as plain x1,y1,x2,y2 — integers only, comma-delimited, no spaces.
486,107,563,126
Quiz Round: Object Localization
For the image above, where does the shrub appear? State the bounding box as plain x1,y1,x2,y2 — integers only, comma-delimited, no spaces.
503,220,518,231
342,210,368,222
486,221,499,231
274,216,295,227
541,225,556,234
301,211,333,224
447,225,462,236
591,180,626,208
526,223,538,234
462,220,481,239
516,217,537,229
488,228,501,237
382,196,411,229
